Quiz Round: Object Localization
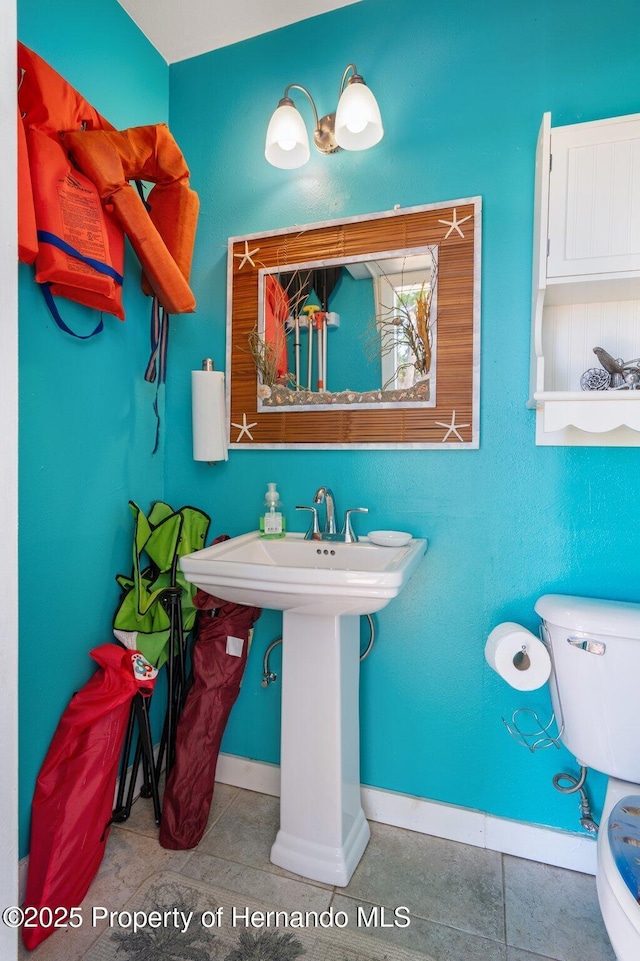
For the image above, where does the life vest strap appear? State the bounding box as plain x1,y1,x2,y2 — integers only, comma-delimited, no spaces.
37,230,124,285
40,283,104,339
144,297,170,454
144,296,169,386
37,231,124,339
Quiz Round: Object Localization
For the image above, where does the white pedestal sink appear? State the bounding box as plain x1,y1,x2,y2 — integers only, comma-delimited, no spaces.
181,531,427,885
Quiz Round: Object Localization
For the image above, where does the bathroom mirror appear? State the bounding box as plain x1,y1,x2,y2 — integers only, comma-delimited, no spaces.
257,248,437,410
227,198,481,448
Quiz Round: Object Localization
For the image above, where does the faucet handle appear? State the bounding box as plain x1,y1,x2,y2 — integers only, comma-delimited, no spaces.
296,505,320,539
342,507,368,543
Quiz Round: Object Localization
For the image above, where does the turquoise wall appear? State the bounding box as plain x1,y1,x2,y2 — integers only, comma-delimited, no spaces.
165,0,640,834
17,0,168,855
16,0,640,860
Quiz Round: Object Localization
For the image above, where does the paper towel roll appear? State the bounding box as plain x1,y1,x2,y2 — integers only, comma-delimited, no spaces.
192,368,228,462
484,621,551,691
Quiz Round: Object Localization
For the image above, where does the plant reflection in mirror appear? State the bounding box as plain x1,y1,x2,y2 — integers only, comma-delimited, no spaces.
246,327,288,389
364,255,437,390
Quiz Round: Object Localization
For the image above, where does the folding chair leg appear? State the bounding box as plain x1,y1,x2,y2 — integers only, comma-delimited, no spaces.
175,610,187,713
124,736,143,816
112,693,162,824
139,743,153,798
161,587,184,773
112,700,137,822
165,623,175,772
133,694,162,823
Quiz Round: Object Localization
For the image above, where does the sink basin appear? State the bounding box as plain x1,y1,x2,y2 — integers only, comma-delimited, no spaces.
180,530,428,615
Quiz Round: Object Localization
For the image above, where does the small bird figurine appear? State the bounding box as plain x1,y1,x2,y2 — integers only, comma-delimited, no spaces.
593,347,625,375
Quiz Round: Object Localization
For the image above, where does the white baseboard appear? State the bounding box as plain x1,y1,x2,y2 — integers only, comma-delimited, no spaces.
215,753,597,876
19,751,597,905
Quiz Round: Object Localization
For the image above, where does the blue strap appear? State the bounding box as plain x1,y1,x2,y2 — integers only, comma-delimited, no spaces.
144,297,170,454
40,283,104,339
37,230,124,286
144,297,161,384
134,180,150,211
144,297,170,386
36,230,123,340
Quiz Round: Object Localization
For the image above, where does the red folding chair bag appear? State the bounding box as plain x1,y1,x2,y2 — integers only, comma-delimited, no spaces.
22,645,157,950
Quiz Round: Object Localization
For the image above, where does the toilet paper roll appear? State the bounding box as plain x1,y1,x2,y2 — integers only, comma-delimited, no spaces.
484,621,551,691
192,369,228,462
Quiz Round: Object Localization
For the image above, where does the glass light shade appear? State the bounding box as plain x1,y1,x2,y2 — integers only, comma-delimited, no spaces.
265,103,310,169
334,81,384,151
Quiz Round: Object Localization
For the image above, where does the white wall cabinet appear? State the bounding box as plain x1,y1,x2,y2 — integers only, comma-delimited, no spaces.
530,111,640,445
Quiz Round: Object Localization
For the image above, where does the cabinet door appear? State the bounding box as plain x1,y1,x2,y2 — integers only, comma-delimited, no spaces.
547,114,640,278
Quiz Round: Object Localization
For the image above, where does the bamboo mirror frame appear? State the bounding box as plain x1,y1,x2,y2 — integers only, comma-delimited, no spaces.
226,198,481,449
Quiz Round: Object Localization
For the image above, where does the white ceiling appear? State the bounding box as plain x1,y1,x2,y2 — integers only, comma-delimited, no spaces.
117,0,362,64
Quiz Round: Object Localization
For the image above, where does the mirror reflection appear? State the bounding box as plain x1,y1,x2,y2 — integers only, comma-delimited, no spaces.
254,248,437,411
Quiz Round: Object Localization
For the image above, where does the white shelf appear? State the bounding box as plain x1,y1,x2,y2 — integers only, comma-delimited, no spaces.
534,391,640,434
544,275,640,306
530,111,640,445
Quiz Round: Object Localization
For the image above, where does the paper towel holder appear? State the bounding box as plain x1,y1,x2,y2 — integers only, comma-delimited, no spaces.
192,358,228,465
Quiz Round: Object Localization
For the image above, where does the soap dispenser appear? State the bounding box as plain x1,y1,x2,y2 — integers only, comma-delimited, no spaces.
260,482,286,539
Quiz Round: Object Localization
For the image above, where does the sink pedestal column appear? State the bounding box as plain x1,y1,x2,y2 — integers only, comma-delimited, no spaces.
270,611,370,886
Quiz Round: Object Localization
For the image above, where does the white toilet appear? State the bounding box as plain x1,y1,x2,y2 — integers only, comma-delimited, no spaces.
535,594,640,961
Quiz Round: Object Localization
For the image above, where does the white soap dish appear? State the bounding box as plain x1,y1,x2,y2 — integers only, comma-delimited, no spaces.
368,530,413,547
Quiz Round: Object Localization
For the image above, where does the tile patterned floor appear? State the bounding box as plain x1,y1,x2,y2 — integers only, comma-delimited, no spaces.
19,785,617,961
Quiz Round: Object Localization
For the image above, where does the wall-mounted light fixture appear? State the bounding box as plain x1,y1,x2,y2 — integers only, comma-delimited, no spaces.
265,63,383,169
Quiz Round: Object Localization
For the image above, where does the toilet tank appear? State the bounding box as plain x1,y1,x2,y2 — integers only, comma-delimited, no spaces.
535,594,640,782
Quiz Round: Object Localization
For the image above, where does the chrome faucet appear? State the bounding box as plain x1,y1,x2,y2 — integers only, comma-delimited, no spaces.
343,507,368,543
295,487,368,542
314,486,337,534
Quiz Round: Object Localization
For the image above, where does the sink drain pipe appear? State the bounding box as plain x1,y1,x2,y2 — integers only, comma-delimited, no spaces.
552,765,599,835
261,613,376,687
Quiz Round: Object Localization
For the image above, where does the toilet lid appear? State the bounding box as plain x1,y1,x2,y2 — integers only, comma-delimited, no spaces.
608,795,640,900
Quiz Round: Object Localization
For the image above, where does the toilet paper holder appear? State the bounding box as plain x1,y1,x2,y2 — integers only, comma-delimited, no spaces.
497,623,565,752
502,707,564,753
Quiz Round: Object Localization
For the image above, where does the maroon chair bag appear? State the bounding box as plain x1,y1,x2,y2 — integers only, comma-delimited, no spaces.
159,591,261,849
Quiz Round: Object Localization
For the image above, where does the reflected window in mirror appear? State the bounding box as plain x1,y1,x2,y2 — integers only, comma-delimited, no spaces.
372,253,436,392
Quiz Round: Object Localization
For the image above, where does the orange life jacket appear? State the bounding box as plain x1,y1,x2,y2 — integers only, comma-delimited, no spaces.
63,124,198,315
17,105,38,265
18,42,125,323
18,43,199,323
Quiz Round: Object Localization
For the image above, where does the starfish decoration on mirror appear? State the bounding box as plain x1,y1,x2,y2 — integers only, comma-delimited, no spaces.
231,412,258,442
438,208,472,239
435,410,470,442
234,240,260,270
